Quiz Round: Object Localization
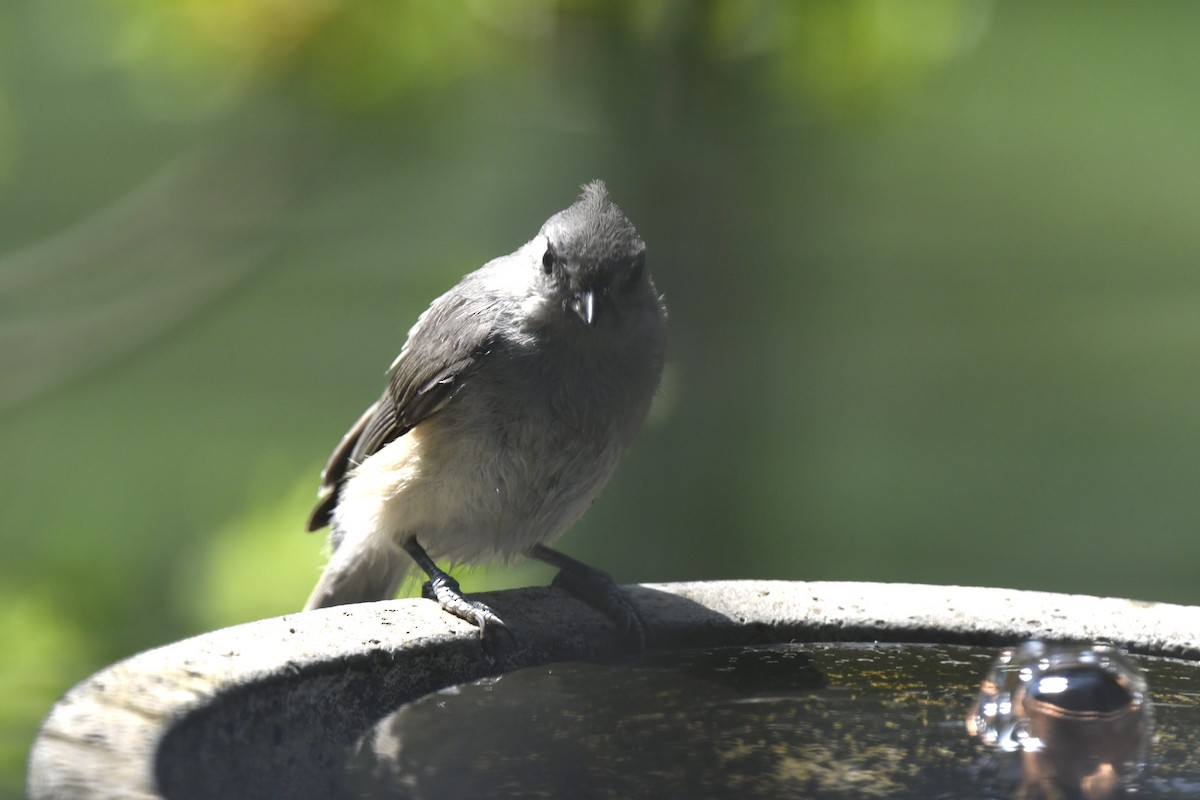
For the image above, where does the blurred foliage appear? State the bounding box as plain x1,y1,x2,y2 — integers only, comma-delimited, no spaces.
768,0,990,114
5,0,1200,796
0,590,89,794
111,0,506,112
100,0,985,114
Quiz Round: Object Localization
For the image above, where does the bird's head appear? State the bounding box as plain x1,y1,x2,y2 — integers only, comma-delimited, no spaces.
535,180,652,328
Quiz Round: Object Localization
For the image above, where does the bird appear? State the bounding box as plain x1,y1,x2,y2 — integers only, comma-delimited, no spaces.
303,180,667,643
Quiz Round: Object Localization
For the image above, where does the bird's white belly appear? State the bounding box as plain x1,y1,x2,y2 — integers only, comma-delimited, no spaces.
333,398,628,566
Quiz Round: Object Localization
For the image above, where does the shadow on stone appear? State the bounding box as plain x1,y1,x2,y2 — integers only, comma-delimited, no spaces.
153,586,733,800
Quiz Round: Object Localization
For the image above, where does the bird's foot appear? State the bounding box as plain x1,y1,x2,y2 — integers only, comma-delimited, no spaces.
533,545,646,650
421,575,511,640
406,537,513,656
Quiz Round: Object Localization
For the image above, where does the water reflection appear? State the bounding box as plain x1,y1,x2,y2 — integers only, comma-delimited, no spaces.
968,641,1153,799
347,643,1200,798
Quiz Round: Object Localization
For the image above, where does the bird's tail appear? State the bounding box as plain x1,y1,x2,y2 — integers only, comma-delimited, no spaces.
303,537,412,611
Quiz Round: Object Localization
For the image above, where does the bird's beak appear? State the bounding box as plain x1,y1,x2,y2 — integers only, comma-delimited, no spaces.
570,290,597,326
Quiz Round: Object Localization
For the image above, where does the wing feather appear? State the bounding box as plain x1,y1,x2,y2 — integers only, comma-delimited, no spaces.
305,274,504,532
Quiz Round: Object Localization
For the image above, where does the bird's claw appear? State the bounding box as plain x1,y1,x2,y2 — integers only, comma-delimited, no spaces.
550,567,646,650
421,578,513,649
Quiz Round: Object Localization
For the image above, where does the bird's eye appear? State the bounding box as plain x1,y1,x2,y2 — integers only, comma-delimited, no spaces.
542,243,555,274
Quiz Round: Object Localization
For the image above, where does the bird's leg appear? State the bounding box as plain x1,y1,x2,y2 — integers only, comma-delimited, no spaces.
403,538,509,639
531,544,646,649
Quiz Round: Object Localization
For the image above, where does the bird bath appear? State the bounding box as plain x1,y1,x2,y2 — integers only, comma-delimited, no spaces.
27,581,1200,799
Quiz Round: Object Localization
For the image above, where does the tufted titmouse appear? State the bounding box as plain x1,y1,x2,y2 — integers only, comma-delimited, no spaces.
304,181,667,641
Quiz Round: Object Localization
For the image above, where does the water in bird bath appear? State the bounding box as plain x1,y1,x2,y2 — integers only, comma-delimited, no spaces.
347,642,1200,799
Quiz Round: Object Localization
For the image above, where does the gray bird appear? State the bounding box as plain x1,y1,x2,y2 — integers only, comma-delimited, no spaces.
304,180,667,641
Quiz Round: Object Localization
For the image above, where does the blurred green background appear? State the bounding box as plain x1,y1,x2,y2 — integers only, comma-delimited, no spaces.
4,0,1200,793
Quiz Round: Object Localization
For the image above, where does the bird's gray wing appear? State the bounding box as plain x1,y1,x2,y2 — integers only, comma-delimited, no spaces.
306,282,502,532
